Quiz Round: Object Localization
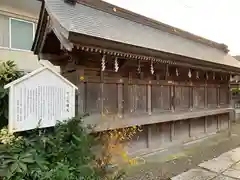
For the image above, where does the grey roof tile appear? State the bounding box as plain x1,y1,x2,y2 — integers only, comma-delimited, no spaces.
45,0,240,69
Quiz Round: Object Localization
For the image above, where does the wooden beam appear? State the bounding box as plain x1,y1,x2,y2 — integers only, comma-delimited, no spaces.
84,108,234,132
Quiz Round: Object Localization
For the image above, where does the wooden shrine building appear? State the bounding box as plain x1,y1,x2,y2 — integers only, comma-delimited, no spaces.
32,0,240,155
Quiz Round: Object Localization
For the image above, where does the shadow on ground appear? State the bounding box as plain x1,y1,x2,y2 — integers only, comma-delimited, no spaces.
124,121,240,180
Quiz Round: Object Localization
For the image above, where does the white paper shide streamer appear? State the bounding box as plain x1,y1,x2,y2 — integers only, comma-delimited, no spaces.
150,60,154,74
101,55,106,71
188,69,192,78
114,57,119,72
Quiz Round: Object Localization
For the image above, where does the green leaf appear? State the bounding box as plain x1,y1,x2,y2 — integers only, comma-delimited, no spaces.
18,162,27,172
21,157,35,163
10,162,18,173
2,159,16,165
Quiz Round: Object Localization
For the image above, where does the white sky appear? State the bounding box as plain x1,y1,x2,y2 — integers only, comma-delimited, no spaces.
104,0,240,55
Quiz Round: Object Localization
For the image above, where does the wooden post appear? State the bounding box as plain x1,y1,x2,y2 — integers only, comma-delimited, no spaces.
76,68,85,115
118,79,123,118
189,119,192,137
100,70,104,116
148,81,152,115
170,121,175,141
165,64,169,80
147,125,152,148
228,111,233,137
204,116,208,133
217,85,220,108
217,115,220,131
204,84,208,108
228,83,231,108
171,85,175,112
189,84,193,111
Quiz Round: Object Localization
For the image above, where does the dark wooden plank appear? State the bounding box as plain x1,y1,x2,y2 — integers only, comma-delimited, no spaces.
82,108,234,132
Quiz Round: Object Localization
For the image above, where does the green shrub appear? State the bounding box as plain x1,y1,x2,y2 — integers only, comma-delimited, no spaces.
0,116,125,180
0,61,22,128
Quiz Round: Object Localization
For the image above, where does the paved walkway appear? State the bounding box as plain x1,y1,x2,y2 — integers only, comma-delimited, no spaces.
171,147,240,180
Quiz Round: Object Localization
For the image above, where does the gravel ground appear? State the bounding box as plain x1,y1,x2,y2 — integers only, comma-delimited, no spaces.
124,121,240,180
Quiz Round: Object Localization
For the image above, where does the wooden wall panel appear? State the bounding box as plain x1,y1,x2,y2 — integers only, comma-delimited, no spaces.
124,84,147,114
207,87,217,108
219,86,228,106
175,86,190,110
193,87,205,109
125,125,148,154
207,115,218,133
86,83,101,114
151,85,171,112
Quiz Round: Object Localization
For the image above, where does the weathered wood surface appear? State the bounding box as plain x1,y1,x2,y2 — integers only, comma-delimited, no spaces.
82,108,233,132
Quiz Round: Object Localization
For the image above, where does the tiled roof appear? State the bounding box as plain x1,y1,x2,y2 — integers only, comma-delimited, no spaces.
44,0,240,69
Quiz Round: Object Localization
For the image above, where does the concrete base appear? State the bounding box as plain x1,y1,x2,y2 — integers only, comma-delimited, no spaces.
172,147,240,179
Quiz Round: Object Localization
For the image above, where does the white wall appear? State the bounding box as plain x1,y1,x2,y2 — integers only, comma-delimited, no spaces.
0,0,42,72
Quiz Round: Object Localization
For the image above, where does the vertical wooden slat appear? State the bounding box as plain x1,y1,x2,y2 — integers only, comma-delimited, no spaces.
217,85,220,108
204,116,208,133
118,79,123,118
228,83,231,108
217,115,220,131
228,111,233,137
147,81,152,115
100,70,104,116
190,85,193,111
170,121,175,141
147,125,152,148
171,85,175,112
165,64,169,80
189,119,191,137
204,84,207,108
76,68,85,115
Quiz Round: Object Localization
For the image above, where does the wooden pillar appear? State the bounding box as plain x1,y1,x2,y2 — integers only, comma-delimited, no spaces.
217,115,220,131
148,81,152,115
170,121,175,141
165,64,169,80
76,68,85,115
204,116,208,133
228,111,233,137
189,119,192,137
100,69,104,116
189,84,193,111
171,85,175,112
147,125,152,148
204,84,208,108
118,79,123,118
217,85,220,108
228,82,232,108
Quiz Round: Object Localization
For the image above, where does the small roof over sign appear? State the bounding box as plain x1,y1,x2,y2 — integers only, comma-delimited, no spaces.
4,63,78,90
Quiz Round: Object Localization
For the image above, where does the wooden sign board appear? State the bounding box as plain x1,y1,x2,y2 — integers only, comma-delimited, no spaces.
4,64,78,133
